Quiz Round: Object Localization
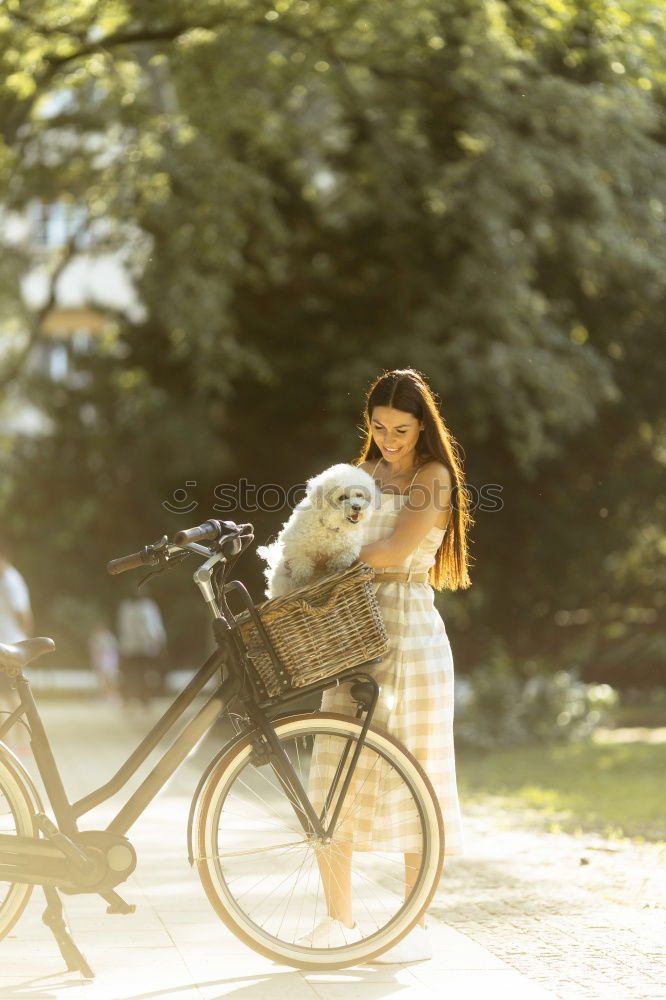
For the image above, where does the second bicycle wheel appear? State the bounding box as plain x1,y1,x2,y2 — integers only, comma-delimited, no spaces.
0,744,37,941
194,712,444,969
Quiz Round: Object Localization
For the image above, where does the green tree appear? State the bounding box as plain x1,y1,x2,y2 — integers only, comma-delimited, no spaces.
1,0,664,685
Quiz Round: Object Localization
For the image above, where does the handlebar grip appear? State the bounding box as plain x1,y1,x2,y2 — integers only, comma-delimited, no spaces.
107,549,153,575
173,520,221,546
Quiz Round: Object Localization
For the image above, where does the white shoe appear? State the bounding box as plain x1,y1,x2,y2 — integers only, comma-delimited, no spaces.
371,924,432,964
297,915,361,948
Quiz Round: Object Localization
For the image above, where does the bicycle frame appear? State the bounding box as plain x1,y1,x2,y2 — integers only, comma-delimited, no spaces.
0,570,380,890
0,524,394,978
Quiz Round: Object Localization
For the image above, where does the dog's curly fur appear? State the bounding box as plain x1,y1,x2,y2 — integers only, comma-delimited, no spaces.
257,463,379,598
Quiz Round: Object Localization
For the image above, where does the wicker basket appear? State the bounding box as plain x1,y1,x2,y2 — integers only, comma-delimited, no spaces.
235,563,389,699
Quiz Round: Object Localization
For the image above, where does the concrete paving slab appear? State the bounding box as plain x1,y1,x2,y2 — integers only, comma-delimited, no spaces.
1,699,564,1000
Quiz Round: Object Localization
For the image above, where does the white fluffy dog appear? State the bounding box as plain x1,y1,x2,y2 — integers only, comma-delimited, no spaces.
257,463,379,598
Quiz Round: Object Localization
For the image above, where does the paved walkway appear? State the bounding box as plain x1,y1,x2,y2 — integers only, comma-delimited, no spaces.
443,804,665,1000
1,699,663,1000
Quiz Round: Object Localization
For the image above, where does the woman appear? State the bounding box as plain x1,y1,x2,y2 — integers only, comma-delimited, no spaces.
310,368,474,962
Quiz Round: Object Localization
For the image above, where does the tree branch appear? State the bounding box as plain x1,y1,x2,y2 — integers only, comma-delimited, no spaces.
43,24,196,72
0,228,84,391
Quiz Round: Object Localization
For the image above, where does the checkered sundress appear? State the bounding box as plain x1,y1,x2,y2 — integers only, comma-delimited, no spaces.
309,466,465,856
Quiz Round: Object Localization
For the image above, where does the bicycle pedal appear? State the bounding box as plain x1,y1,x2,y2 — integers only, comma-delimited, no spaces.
101,889,136,914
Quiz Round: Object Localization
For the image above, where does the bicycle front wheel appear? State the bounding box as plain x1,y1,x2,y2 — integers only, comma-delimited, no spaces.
0,744,37,940
194,712,444,969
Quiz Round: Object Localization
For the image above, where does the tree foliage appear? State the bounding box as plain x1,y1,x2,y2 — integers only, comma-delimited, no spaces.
0,0,664,684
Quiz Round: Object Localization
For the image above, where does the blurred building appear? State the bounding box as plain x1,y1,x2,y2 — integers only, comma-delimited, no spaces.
0,198,146,435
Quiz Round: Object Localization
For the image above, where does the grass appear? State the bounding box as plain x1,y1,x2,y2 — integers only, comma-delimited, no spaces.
457,739,666,842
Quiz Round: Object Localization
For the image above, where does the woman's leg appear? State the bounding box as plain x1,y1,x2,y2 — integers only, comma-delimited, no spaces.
319,840,354,927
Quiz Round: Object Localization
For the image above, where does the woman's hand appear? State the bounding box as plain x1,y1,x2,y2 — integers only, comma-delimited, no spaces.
359,462,451,568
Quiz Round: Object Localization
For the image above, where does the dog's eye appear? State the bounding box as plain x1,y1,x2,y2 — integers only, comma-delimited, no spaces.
337,495,346,502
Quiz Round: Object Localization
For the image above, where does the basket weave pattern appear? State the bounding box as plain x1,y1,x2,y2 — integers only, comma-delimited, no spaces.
236,563,389,698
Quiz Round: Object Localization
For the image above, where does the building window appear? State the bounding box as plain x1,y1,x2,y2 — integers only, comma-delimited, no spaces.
28,202,89,250
47,342,69,380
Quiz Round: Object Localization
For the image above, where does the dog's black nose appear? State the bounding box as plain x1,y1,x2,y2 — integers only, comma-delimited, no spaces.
351,503,361,511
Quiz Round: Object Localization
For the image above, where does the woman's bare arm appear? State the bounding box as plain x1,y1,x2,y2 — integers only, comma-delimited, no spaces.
359,462,452,568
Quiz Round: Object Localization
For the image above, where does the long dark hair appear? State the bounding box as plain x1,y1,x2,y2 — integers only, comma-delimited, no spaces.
357,368,474,590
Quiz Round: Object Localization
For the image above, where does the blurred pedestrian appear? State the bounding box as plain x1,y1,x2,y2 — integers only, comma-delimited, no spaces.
117,590,167,707
89,618,120,703
0,543,33,756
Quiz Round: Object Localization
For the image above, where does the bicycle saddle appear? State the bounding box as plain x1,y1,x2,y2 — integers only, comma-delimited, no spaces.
0,637,56,673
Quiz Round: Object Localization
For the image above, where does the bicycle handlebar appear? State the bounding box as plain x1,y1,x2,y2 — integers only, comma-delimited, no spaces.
173,520,224,546
107,548,158,576
107,520,255,576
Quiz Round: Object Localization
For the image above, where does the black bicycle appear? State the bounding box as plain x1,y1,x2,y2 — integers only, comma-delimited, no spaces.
0,519,444,974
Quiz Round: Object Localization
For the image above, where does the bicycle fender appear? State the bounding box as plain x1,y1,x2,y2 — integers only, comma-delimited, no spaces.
186,709,321,865
186,729,249,866
0,740,45,817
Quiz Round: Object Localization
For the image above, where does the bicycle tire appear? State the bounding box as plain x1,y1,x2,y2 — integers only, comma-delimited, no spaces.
193,712,444,969
0,743,37,940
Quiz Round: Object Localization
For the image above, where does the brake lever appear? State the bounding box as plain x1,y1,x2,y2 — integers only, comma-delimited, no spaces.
137,565,166,590
137,545,190,590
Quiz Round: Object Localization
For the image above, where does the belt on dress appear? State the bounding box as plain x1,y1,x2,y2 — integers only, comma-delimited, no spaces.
372,570,430,584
